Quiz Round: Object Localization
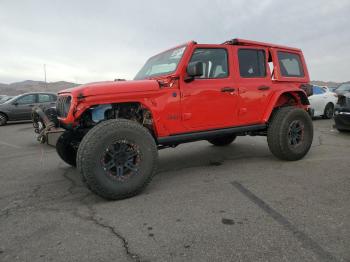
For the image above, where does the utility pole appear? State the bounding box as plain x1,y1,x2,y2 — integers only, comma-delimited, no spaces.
43,64,48,89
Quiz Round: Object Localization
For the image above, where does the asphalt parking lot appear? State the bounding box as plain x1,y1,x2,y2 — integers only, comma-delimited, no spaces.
0,119,349,262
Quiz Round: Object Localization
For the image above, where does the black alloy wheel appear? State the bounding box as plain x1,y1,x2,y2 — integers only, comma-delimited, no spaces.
101,141,141,181
288,120,304,147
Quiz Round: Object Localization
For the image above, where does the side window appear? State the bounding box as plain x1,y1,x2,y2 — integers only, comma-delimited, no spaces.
277,51,304,77
50,95,57,102
312,86,325,95
189,48,228,79
238,49,266,78
16,94,36,105
38,94,51,103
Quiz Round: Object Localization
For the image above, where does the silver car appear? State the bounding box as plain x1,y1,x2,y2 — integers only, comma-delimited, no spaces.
0,92,57,126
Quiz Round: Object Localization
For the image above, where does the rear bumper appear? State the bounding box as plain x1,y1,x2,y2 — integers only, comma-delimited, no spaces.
32,106,64,146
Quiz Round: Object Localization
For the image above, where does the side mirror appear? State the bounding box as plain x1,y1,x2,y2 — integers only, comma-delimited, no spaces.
12,101,18,106
186,61,204,81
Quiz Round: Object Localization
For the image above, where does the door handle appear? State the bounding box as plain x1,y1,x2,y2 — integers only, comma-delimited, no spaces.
221,87,235,92
257,85,270,91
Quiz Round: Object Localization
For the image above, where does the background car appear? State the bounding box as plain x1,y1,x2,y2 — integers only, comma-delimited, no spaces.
0,96,13,104
335,83,350,95
0,92,57,126
334,93,350,132
308,85,338,118
328,86,338,92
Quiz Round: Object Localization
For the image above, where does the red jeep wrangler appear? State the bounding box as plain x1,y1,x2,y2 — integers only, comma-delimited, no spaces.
36,38,314,200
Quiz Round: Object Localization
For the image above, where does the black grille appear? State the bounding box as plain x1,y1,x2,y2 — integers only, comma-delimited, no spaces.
56,95,72,118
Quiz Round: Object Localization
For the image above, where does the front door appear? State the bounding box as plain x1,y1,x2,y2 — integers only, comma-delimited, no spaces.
181,47,238,131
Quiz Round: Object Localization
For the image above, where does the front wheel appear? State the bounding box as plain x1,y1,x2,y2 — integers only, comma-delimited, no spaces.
77,119,158,200
323,103,334,119
56,131,83,167
267,107,313,161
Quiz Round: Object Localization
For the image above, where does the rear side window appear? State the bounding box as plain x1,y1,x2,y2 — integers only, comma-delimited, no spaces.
238,49,266,78
277,52,304,77
50,95,57,101
38,94,51,103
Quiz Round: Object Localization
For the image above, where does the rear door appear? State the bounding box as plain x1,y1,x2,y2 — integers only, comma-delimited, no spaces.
232,46,273,125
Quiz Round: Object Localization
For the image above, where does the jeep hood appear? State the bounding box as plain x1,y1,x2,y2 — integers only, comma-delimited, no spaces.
59,80,160,97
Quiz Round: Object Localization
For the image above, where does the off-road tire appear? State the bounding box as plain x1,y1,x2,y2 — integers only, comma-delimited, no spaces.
77,119,158,200
208,135,237,146
0,113,7,126
56,131,81,167
267,106,313,161
322,103,334,119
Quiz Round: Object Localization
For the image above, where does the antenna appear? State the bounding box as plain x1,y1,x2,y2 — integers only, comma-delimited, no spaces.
43,64,48,89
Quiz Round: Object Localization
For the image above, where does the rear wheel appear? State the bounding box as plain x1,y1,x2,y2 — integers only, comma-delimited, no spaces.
267,106,313,161
77,119,158,200
208,135,237,146
323,103,334,119
337,128,349,133
0,113,7,126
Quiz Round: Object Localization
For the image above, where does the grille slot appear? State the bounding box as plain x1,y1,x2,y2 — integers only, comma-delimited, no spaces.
56,95,71,118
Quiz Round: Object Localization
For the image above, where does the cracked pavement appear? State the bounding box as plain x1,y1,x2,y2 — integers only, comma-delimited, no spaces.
0,119,349,262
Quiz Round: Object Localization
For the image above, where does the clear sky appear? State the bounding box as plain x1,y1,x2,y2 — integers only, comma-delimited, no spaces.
0,0,349,84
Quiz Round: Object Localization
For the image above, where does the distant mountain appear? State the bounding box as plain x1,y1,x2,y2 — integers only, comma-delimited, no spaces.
0,80,79,96
310,80,347,87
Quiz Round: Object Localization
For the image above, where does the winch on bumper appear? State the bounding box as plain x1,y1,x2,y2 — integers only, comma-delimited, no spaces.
31,106,64,146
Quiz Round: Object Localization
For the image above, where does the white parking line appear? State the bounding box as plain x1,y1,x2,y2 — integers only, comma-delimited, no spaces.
0,140,21,149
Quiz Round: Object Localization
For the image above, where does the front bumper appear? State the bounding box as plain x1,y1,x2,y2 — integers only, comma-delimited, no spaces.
32,106,64,146
333,107,350,131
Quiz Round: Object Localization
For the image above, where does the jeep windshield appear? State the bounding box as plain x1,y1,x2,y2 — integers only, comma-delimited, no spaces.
134,45,186,80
